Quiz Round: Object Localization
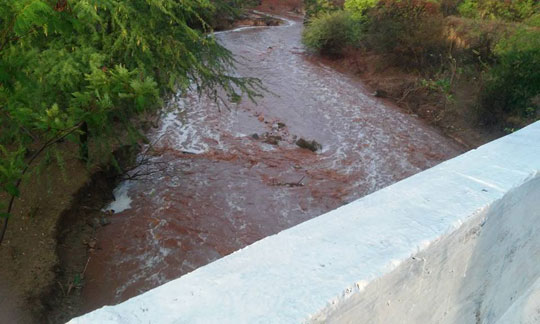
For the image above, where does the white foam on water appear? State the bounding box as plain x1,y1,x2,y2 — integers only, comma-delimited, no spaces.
154,102,210,154
104,181,133,214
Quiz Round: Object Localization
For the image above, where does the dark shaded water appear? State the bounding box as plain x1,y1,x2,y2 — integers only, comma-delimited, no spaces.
81,14,462,312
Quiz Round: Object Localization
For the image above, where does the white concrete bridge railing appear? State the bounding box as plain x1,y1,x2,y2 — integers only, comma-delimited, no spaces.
70,121,540,324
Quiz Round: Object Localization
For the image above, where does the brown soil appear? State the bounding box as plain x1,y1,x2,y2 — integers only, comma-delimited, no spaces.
212,0,303,31
255,0,304,15
0,143,104,323
44,146,138,323
314,49,504,149
0,140,138,324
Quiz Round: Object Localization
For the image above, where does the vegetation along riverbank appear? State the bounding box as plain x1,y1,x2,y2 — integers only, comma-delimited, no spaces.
0,0,260,322
303,0,540,147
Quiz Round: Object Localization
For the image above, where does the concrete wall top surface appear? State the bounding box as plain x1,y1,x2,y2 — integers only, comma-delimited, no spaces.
70,121,540,324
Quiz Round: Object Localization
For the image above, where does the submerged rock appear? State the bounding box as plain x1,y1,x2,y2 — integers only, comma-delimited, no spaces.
373,89,388,98
264,135,282,145
296,138,322,152
271,122,286,131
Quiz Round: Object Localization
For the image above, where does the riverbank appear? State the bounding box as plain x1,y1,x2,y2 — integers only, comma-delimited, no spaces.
0,117,154,323
247,1,500,149
301,1,539,149
0,142,133,323
45,145,142,323
314,51,503,149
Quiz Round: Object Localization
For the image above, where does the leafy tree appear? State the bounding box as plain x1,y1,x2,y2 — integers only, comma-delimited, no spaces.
0,0,261,243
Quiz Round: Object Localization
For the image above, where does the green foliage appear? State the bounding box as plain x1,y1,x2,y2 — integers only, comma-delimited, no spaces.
457,0,478,18
302,0,539,128
524,13,540,26
302,10,361,56
344,0,379,18
458,0,539,22
420,77,454,102
304,0,342,21
366,0,447,68
0,0,260,225
445,16,513,71
479,27,540,123
0,146,25,199
421,77,452,94
12,0,55,36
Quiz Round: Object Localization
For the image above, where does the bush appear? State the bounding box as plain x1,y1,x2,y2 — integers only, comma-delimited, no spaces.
304,0,343,21
524,12,540,26
445,16,511,67
457,0,478,18
458,0,538,22
479,28,540,124
365,0,447,68
439,0,464,16
344,0,379,18
302,11,361,56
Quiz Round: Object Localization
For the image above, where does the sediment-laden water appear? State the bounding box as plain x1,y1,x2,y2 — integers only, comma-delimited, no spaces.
80,13,462,312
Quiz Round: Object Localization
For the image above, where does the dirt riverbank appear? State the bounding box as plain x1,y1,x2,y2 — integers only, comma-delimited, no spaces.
0,143,123,323
311,50,504,149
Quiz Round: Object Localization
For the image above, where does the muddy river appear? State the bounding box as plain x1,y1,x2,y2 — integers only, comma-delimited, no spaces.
80,13,463,312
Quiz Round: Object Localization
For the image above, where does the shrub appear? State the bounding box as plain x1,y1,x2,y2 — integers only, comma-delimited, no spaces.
302,11,361,56
457,0,478,18
439,0,464,16
479,27,540,124
304,0,343,21
458,0,538,22
365,0,447,68
445,17,512,67
524,12,540,26
344,0,379,18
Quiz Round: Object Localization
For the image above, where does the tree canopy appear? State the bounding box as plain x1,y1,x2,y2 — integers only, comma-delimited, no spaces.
0,0,260,241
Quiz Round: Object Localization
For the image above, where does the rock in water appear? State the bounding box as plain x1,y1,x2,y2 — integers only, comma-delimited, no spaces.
373,89,388,98
264,135,282,145
296,138,322,152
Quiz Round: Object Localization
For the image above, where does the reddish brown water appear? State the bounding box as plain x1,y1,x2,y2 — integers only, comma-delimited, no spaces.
81,13,463,312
